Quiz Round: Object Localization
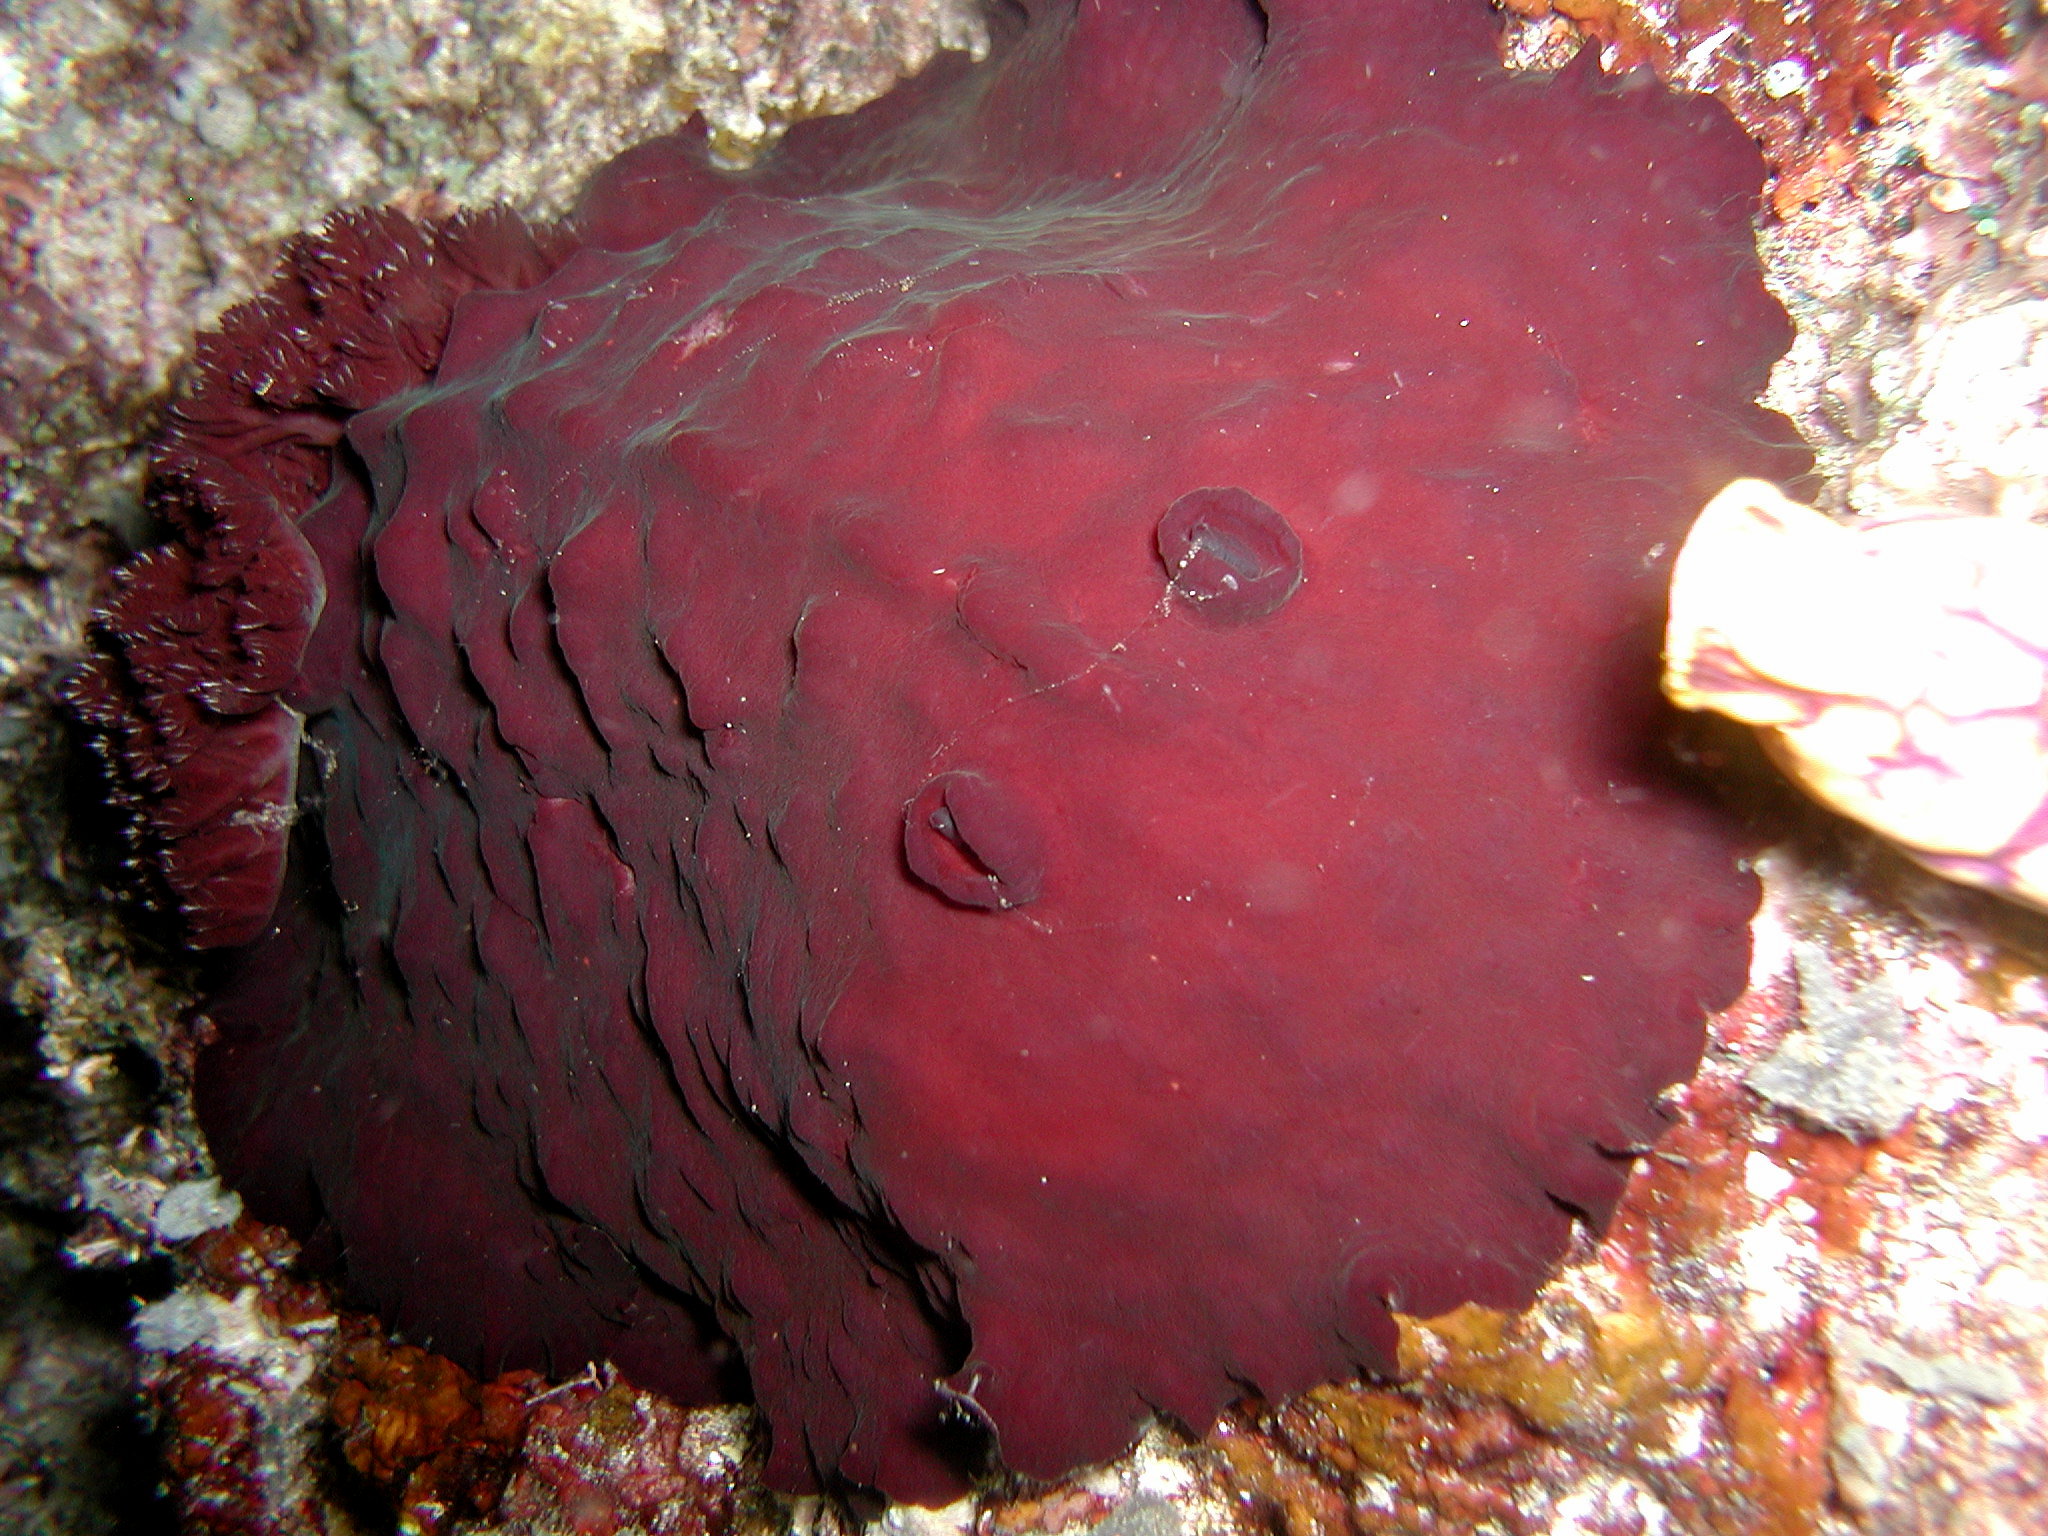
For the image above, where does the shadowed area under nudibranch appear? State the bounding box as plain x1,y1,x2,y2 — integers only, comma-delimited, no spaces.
70,0,1808,1502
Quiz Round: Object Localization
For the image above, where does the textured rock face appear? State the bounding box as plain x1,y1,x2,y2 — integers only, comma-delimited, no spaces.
72,0,1805,1502
3,0,987,391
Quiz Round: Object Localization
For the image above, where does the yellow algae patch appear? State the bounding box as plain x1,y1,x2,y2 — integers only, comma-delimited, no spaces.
1399,1297,1713,1449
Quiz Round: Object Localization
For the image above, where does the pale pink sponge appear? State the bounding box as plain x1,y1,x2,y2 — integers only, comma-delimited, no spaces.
1665,477,2048,910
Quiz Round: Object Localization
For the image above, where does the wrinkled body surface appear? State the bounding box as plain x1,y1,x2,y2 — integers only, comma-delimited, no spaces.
76,0,1803,1499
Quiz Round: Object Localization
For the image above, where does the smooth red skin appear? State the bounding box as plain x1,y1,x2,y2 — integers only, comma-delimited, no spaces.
97,0,1805,1502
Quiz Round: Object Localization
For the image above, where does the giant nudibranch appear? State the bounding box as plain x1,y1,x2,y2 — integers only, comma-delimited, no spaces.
73,0,1804,1499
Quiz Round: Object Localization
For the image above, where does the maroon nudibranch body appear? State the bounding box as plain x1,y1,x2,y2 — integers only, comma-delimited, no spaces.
71,0,1804,1501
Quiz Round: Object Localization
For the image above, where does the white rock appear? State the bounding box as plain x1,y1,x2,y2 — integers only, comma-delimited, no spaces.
152,1176,244,1241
